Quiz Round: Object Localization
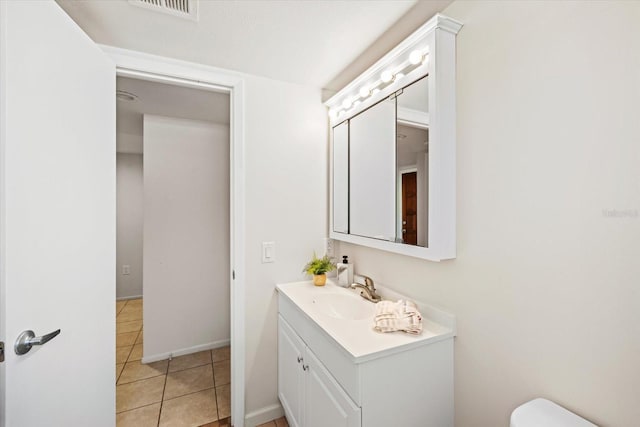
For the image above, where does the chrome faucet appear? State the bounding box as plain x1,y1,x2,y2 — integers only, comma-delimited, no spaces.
351,275,382,303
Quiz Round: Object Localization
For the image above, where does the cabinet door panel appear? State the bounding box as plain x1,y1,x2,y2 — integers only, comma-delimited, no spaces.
278,316,306,427
304,350,361,427
349,98,396,241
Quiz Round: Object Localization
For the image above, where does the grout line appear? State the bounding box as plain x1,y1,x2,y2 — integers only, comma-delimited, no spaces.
157,369,168,427
116,401,162,415
167,361,212,374
116,364,124,384
122,344,135,365
116,371,166,386
212,359,219,420
161,386,216,404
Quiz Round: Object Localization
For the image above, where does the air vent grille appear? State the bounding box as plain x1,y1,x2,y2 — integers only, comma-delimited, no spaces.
129,0,198,21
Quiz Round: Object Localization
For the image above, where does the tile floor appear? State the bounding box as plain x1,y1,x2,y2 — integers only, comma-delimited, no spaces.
116,298,233,427
116,299,289,427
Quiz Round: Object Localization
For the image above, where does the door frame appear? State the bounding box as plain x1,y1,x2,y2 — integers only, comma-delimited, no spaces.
102,46,246,427
396,166,418,241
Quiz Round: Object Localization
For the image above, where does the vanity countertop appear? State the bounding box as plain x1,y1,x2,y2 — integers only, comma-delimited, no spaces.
276,279,456,363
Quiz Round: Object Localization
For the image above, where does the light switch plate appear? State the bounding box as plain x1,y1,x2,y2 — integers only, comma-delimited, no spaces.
122,265,131,275
262,242,275,263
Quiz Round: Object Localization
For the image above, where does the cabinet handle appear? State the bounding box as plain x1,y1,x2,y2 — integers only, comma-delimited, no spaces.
302,364,309,371
297,356,303,363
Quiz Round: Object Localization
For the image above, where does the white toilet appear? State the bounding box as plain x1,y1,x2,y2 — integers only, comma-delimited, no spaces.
511,398,597,427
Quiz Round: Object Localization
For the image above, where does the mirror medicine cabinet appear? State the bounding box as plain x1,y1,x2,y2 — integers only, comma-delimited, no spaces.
326,14,462,261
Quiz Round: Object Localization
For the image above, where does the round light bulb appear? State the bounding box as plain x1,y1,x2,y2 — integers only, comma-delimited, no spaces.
359,86,370,98
342,98,352,109
409,50,423,65
381,70,394,83
395,73,405,81
328,109,338,120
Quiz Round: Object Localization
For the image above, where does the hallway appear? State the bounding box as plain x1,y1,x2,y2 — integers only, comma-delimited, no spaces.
116,299,231,426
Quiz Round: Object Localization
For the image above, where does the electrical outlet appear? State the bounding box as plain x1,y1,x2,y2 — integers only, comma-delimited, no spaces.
122,265,130,275
323,237,334,257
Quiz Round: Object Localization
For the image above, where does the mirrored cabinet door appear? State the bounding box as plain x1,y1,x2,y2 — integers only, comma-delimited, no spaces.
349,98,396,241
332,121,349,234
396,77,429,247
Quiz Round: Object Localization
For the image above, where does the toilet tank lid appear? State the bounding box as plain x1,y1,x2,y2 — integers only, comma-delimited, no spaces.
511,398,597,427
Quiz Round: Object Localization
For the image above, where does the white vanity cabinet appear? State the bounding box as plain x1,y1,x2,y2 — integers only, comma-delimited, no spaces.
277,281,456,427
279,317,361,427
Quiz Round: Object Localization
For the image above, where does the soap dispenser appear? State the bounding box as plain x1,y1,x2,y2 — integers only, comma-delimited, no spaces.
337,255,354,287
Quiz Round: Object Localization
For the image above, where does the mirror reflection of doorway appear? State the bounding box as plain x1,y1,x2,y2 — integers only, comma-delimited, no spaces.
396,122,428,246
401,171,418,245
396,76,429,247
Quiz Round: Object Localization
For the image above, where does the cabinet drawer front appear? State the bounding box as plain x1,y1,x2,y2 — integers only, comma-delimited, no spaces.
279,294,361,404
305,349,361,427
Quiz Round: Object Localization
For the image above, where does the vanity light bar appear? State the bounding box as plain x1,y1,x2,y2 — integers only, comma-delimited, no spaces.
328,49,429,119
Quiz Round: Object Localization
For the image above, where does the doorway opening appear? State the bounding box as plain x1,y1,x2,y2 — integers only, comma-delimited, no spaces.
114,74,232,426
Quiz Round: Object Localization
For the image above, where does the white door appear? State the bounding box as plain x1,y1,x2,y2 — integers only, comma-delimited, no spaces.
304,350,361,427
0,2,115,426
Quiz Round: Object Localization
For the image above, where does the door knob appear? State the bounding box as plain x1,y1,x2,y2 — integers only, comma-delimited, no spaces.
14,329,61,355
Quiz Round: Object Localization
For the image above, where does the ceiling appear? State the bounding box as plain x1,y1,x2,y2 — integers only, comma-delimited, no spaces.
116,76,229,153
56,0,452,91
397,125,428,168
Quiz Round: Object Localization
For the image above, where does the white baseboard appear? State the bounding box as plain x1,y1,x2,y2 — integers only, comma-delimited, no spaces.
141,338,230,364
116,294,142,301
244,403,284,427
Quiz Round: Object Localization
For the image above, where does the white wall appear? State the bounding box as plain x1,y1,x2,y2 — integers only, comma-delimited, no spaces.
338,2,640,426
143,115,230,358
243,75,328,422
116,153,143,298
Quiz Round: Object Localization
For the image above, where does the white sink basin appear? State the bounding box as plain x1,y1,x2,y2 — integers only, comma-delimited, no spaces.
310,292,375,320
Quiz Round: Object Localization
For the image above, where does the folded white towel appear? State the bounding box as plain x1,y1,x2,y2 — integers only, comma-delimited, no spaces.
373,299,423,335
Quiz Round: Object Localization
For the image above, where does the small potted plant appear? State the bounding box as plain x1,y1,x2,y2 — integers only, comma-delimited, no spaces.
303,253,335,286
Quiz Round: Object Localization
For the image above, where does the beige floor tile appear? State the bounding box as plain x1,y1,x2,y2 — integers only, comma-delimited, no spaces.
275,416,289,427
116,376,165,413
128,344,143,362
116,403,161,427
215,384,230,420
217,417,231,427
120,304,142,315
256,422,276,427
169,350,212,373
116,363,125,383
211,346,230,363
125,298,143,307
117,309,142,323
117,332,139,348
116,300,127,315
117,320,142,335
164,364,214,400
116,346,133,364
213,360,230,386
199,423,220,427
135,330,144,344
118,360,168,385
159,388,218,427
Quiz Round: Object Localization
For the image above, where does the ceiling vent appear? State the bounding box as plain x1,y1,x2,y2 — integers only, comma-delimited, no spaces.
129,0,198,21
